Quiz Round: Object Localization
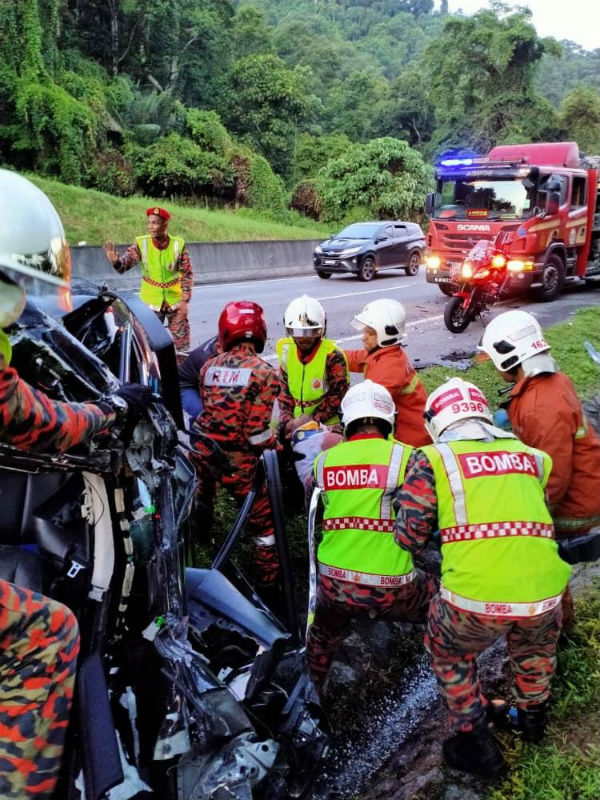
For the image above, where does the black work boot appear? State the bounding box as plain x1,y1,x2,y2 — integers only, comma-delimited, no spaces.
443,718,507,778
517,703,547,743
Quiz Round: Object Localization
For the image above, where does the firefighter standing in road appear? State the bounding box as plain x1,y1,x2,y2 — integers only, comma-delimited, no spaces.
344,298,431,447
306,380,436,693
479,310,600,541
104,206,193,362
394,378,571,777
277,295,349,438
0,170,152,800
192,301,281,588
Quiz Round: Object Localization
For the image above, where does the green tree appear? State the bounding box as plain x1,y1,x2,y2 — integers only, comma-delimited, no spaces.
424,6,562,152
232,5,274,58
220,53,316,177
315,136,432,221
559,86,600,154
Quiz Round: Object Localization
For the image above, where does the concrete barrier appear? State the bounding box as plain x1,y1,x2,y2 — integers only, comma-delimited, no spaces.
71,239,321,289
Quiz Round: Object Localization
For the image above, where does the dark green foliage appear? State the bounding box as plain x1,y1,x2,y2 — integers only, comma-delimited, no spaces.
315,137,432,222
1,0,598,215
126,133,234,198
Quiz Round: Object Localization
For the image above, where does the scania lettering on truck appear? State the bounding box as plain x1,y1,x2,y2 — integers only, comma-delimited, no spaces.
424,141,600,301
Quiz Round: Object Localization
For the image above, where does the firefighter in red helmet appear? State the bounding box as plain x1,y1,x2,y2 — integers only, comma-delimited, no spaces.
191,301,281,588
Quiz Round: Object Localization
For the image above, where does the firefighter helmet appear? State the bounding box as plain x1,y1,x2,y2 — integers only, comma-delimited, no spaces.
284,295,326,338
0,169,71,316
341,379,396,436
478,310,549,372
351,298,406,347
218,301,267,353
424,378,492,440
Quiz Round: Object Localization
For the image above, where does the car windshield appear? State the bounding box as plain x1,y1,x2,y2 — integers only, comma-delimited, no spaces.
335,223,381,239
433,178,535,221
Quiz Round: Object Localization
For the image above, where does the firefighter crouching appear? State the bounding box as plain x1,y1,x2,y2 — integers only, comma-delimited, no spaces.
306,380,437,694
393,378,571,777
276,294,349,439
191,301,281,589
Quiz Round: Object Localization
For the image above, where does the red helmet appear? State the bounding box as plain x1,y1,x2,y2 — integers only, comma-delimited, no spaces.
218,301,267,353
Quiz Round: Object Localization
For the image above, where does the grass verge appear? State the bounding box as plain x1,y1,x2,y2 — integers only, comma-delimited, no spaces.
487,582,600,800
27,174,329,245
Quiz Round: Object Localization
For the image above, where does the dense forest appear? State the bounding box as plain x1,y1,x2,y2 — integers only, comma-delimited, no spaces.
1,0,599,224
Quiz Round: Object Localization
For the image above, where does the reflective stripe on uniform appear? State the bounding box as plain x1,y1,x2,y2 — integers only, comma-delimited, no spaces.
247,429,273,446
253,534,276,546
400,373,419,395
440,585,562,617
319,563,414,587
381,443,404,519
575,423,587,439
441,520,555,544
437,444,468,525
322,516,395,533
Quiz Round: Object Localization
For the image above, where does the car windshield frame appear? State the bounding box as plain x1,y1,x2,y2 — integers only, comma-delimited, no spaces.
433,177,536,221
334,223,382,240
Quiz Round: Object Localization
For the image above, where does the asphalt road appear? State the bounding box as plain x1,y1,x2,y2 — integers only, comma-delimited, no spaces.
188,267,600,368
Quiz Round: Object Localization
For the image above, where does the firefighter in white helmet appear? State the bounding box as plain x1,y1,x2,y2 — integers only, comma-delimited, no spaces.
344,298,430,447
393,377,571,777
479,310,600,543
276,294,349,438
306,379,436,694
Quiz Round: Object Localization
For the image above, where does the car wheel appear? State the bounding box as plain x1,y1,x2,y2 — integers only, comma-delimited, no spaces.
405,251,421,277
358,256,376,282
533,255,565,302
316,271,331,279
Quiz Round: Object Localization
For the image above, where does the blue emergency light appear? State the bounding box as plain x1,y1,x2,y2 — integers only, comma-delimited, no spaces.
439,157,473,167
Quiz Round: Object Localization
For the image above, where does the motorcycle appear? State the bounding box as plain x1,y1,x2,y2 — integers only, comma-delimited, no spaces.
0,280,328,800
443,238,530,333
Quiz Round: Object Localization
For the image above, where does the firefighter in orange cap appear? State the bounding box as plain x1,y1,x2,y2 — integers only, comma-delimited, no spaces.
104,206,194,362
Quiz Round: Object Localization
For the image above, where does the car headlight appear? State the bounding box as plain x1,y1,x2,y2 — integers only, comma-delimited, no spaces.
314,245,322,255
426,255,441,269
338,247,361,256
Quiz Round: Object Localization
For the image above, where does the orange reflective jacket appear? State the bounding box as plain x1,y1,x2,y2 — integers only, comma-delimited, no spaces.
344,345,431,448
508,371,600,536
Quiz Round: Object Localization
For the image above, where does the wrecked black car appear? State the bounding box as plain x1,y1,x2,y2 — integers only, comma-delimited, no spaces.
0,281,328,799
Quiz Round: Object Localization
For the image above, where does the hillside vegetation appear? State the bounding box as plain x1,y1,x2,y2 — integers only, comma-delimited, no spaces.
31,175,329,245
2,1,599,231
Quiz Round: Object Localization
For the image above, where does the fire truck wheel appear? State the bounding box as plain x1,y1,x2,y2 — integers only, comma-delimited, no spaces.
535,255,564,302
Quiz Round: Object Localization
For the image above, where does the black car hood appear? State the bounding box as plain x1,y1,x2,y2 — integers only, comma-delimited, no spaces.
321,238,366,252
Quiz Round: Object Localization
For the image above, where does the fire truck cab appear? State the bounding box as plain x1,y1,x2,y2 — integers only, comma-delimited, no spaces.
424,141,600,301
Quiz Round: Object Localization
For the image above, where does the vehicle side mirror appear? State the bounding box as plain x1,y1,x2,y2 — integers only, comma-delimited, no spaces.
375,236,387,244
546,191,560,216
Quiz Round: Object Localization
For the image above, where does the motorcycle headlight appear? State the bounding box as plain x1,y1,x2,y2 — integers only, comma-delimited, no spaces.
461,261,473,279
491,254,506,268
473,268,490,279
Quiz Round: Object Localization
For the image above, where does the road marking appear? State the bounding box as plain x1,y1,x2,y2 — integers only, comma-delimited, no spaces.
317,283,410,300
264,313,444,361
203,274,317,289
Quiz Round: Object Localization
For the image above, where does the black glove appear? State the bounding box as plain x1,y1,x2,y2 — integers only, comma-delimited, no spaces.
111,383,156,417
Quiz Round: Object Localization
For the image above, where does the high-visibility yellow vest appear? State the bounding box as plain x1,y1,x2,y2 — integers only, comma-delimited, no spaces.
0,329,12,364
136,235,185,309
313,437,413,587
276,337,348,425
423,438,571,605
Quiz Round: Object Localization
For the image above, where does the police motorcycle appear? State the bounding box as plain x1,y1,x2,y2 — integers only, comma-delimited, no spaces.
443,237,528,333
1,285,328,798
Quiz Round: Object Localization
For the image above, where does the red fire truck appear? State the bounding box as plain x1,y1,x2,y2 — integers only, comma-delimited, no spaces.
424,141,600,300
